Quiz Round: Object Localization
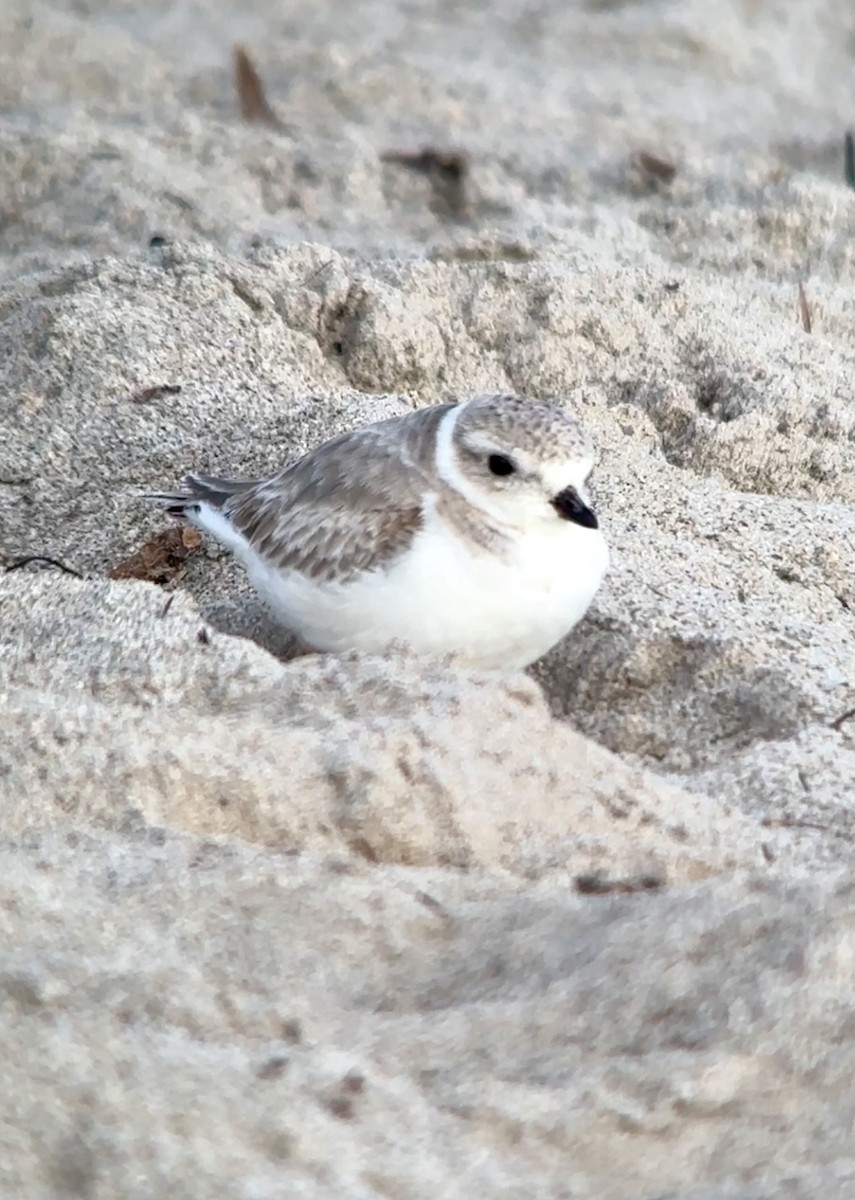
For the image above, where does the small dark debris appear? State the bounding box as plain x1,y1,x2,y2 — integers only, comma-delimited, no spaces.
4,555,83,579
381,146,470,216
574,871,664,896
148,234,168,248
131,383,182,404
162,191,194,213
228,276,265,313
760,814,830,834
197,627,211,645
109,526,203,585
326,859,354,875
280,1019,303,1044
325,1095,355,1121
158,593,176,619
257,1055,289,1081
382,146,468,183
348,836,379,863
831,706,855,732
631,150,677,187
761,842,776,864
341,1071,365,1095
845,131,855,190
797,282,812,334
663,280,681,292
234,45,281,127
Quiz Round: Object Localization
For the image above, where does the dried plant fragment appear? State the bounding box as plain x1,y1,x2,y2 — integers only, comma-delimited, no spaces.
630,150,678,191
381,146,468,180
761,815,834,834
797,282,812,333
831,706,855,732
574,871,664,896
381,146,470,217
4,555,82,578
257,1056,289,1081
132,383,182,404
234,45,281,128
110,527,202,585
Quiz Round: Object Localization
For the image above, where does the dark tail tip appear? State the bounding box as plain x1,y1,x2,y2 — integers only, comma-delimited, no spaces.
165,502,200,519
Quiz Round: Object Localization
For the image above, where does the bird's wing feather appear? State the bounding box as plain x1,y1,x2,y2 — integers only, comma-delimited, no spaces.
224,403,455,583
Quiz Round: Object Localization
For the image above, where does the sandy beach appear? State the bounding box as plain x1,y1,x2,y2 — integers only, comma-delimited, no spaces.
1,0,855,1195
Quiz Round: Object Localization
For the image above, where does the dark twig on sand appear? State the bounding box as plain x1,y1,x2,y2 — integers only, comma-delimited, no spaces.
4,555,83,578
797,282,812,333
845,132,855,189
761,815,834,834
574,872,664,896
831,706,855,732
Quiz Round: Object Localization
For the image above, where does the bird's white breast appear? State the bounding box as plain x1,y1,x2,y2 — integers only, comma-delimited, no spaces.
239,500,608,671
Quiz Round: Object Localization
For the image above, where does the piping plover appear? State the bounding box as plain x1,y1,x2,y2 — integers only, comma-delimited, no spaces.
151,394,608,670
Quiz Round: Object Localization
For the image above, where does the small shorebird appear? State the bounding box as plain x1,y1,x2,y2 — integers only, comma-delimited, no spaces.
151,393,608,670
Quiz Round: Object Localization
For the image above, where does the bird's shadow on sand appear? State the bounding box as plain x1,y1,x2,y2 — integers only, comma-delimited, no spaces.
200,597,308,664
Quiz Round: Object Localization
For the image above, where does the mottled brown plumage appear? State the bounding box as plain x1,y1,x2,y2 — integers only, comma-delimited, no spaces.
196,403,455,583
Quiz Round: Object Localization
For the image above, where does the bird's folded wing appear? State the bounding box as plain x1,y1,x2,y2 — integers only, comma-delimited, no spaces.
225,406,453,583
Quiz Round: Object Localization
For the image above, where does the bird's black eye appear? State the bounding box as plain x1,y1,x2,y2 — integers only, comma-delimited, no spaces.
488,454,515,477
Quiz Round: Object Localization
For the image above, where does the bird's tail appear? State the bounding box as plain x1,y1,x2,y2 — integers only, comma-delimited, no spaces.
144,472,258,519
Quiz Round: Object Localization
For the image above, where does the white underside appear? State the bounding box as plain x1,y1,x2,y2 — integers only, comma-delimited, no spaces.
196,499,608,672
